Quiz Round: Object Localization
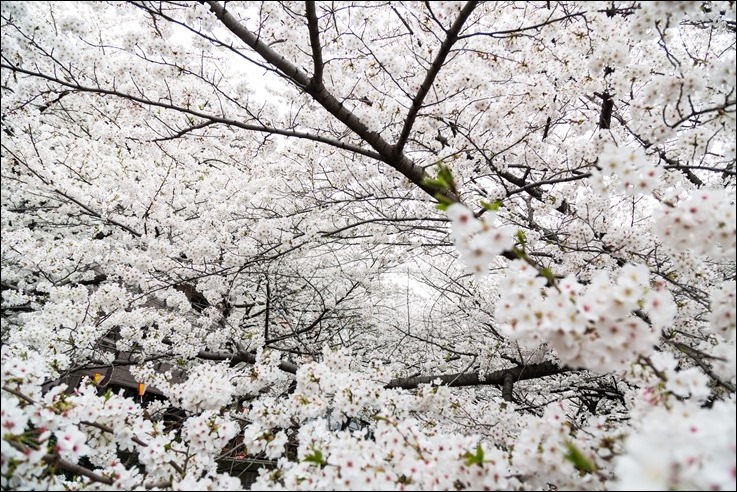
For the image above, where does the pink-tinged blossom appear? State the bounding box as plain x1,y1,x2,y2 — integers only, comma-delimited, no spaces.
54,426,91,463
655,189,737,260
446,204,515,276
0,1,734,490
597,143,662,196
447,203,481,237
614,398,736,491
0,397,29,438
496,262,667,373
183,411,239,456
643,283,678,330
708,282,737,342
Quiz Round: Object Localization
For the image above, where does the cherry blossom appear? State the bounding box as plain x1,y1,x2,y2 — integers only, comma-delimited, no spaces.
1,1,735,490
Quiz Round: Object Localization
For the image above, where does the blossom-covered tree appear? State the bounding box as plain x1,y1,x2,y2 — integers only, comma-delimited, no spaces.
1,1,735,490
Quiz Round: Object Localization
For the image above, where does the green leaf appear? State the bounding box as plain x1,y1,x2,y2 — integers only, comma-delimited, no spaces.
540,267,556,284
423,162,457,195
303,449,326,467
463,444,485,466
434,192,454,206
516,230,527,245
436,163,456,193
435,202,450,211
422,176,445,190
564,441,595,474
481,199,502,212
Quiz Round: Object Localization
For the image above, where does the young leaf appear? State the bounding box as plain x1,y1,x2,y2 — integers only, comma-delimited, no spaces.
540,267,556,284
481,199,503,212
436,162,457,194
463,444,485,466
564,441,595,474
303,449,326,467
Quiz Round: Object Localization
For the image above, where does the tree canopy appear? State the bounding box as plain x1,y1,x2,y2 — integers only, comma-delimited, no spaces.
1,1,735,490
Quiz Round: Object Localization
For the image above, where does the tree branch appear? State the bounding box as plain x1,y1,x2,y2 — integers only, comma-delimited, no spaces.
305,1,324,85
43,453,115,486
2,144,143,237
0,64,382,162
203,1,312,87
266,308,329,345
460,11,585,39
197,350,299,374
385,361,571,390
394,1,478,155
613,113,705,187
501,372,515,402
204,1,458,203
319,216,449,237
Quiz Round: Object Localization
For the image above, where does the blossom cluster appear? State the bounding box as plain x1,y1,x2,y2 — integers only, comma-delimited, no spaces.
614,395,736,491
164,362,236,412
511,401,613,490
446,203,515,276
655,188,737,260
495,262,676,373
1,346,243,490
241,348,389,461
254,417,511,491
1,0,735,490
708,281,737,341
594,143,662,196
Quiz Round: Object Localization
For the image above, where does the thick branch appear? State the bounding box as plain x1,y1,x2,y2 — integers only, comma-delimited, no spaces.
204,1,312,86
598,93,614,129
305,1,324,85
394,1,478,155
501,372,515,402
197,350,298,374
202,354,567,392
43,453,115,485
385,361,570,390
5,437,115,486
204,1,457,203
